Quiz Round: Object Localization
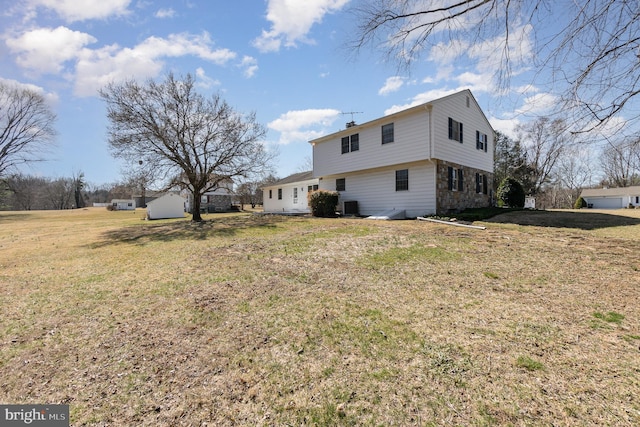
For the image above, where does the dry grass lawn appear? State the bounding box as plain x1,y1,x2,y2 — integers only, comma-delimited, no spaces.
1,207,639,426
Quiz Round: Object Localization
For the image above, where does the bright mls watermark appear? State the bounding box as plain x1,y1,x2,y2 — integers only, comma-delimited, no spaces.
1,405,69,426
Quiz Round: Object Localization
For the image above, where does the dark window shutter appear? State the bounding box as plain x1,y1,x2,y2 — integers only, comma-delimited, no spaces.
448,118,453,140
459,122,463,143
458,169,464,191
448,166,453,190
475,173,480,193
483,174,488,194
484,136,488,152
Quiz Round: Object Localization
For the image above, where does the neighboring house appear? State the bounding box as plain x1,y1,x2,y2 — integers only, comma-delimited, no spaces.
580,186,640,209
110,199,136,210
146,193,186,219
310,89,494,218
133,190,163,209
262,171,319,213
184,179,234,213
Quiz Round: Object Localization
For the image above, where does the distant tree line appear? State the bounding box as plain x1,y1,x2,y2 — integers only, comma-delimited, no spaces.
1,172,281,212
494,117,640,209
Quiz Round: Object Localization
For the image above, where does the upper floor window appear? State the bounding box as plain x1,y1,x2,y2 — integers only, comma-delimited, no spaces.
448,118,463,143
336,178,346,192
396,169,409,191
476,131,488,152
341,134,359,154
382,123,394,144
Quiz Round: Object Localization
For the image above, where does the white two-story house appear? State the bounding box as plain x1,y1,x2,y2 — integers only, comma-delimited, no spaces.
310,89,494,218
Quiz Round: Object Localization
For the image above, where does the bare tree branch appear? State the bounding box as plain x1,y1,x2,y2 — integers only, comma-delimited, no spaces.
100,73,275,221
349,0,640,132
0,82,56,177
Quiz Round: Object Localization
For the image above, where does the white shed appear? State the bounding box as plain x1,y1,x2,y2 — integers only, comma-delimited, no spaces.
146,193,186,219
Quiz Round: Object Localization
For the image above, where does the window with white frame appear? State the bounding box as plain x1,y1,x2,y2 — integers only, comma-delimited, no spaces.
476,131,488,152
448,167,464,191
475,173,488,194
448,118,463,143
336,178,346,191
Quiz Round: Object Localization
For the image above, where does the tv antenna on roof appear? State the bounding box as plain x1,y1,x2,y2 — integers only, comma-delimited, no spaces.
341,111,363,128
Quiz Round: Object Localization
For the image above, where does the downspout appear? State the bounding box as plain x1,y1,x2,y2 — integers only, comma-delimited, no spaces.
426,104,433,160
426,103,437,214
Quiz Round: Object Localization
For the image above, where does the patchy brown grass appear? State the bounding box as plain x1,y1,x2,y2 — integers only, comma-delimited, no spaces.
1,207,639,426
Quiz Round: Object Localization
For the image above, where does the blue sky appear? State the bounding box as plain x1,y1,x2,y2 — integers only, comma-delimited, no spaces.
0,0,624,186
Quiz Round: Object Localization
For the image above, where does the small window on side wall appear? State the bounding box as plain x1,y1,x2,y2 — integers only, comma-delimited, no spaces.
278,188,282,200
336,178,346,192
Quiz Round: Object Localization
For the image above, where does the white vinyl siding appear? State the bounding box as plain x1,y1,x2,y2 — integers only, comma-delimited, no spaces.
313,112,429,177
317,161,436,218
263,179,318,213
431,92,493,172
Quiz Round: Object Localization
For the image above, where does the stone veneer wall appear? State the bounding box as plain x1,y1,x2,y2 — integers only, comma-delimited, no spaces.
435,160,493,214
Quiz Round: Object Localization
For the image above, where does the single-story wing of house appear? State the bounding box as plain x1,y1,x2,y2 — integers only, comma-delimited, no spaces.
146,193,186,219
579,186,640,209
262,171,319,214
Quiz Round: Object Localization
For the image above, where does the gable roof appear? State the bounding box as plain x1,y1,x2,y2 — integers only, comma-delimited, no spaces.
581,186,640,197
309,89,493,145
266,171,315,187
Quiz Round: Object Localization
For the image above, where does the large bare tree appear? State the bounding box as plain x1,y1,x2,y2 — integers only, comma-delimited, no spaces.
515,117,571,195
0,82,56,177
100,73,273,221
600,138,640,187
349,0,640,132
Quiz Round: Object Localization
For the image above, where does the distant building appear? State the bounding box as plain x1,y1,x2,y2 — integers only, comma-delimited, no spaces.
110,199,135,210
580,186,640,209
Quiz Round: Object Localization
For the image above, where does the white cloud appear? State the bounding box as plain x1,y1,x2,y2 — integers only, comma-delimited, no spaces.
268,108,341,144
194,67,221,89
378,76,405,96
6,26,96,74
155,8,176,19
239,56,258,78
489,116,520,138
0,77,59,105
253,0,350,53
73,32,237,96
31,0,132,22
514,93,559,116
384,88,458,115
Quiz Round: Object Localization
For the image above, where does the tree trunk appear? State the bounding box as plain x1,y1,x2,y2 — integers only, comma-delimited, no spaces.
192,191,203,222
